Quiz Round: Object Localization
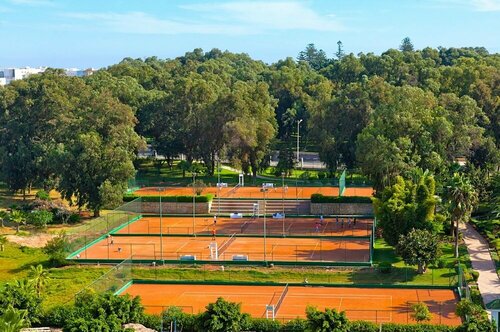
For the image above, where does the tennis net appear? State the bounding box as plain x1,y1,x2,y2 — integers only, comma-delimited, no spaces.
240,220,253,233
275,283,289,314
218,233,237,257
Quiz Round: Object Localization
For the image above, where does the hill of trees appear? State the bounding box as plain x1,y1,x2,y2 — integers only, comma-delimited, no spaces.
0,39,498,212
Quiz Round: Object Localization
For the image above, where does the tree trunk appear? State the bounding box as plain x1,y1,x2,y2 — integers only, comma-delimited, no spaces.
16,223,20,232
454,217,460,258
417,262,425,274
94,208,101,218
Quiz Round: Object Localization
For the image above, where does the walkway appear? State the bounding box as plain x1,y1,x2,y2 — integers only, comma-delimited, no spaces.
460,223,500,311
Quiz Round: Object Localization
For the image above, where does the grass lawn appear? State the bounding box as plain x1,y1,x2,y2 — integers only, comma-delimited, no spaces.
0,182,64,211
134,160,240,187
133,161,372,188
0,236,469,310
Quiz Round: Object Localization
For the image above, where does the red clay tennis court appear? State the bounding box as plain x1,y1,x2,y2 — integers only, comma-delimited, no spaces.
115,216,373,237
72,235,370,263
133,186,374,199
122,283,461,325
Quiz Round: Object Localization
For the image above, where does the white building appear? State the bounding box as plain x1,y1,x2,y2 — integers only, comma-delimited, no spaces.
0,67,95,86
65,68,95,77
0,67,46,85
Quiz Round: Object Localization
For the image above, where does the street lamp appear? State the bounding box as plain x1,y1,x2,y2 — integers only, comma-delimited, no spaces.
296,119,303,207
192,172,197,236
281,172,285,237
296,119,303,167
158,187,163,262
217,157,221,216
261,187,268,263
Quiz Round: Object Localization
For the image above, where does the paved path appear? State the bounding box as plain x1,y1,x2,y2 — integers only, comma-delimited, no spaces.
460,223,500,311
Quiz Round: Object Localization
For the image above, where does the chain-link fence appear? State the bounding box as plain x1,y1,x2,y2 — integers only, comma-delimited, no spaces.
66,198,142,259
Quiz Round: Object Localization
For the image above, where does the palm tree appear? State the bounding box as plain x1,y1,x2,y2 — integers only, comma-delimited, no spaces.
445,173,478,258
28,264,51,297
9,210,26,233
0,235,7,251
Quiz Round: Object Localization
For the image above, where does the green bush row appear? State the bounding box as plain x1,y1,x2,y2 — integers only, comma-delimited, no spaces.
123,194,214,203
310,194,373,204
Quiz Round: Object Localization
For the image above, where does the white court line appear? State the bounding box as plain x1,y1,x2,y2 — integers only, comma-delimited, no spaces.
309,241,320,259
175,241,190,253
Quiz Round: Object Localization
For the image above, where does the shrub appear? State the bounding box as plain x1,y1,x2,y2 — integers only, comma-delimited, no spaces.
280,318,308,331
470,287,483,307
139,313,162,331
379,324,454,332
68,213,81,224
310,194,372,204
35,190,51,201
378,261,393,274
306,306,349,332
470,270,480,282
410,302,432,322
26,210,53,228
347,321,378,332
43,232,69,267
198,297,250,332
41,305,75,327
0,279,43,327
161,306,198,332
436,258,447,268
249,318,281,332
300,171,312,180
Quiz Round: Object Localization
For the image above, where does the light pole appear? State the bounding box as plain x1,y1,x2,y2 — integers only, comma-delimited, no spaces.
192,172,197,236
158,187,163,262
296,119,303,167
261,187,268,263
296,119,303,207
217,157,221,216
281,172,285,236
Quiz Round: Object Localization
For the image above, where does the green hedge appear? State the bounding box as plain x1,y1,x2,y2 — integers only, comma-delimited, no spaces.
310,194,373,204
123,194,213,203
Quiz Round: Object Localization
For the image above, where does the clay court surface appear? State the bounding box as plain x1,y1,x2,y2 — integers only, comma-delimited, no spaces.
123,283,460,325
133,186,373,199
115,216,373,237
74,235,370,263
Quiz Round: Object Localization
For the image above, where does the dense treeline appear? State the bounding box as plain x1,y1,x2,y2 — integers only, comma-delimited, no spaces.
0,39,499,213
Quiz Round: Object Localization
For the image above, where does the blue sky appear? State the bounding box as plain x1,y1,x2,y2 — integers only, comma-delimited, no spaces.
0,0,498,68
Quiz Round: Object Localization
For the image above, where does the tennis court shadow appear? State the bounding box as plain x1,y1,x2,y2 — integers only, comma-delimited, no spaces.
392,298,458,323
294,246,370,263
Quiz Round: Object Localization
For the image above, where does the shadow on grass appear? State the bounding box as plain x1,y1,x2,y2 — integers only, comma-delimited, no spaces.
348,266,420,285
8,258,52,274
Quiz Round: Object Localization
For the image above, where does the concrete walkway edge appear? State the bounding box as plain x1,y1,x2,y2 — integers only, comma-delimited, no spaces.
460,223,500,317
